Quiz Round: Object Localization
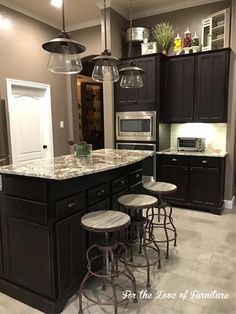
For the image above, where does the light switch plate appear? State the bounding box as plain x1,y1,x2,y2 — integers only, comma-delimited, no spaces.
60,121,64,128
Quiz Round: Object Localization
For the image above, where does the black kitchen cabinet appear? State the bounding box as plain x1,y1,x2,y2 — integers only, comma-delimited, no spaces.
56,210,86,299
156,154,226,214
115,55,157,109
165,48,230,123
195,50,229,122
0,216,3,275
166,56,194,122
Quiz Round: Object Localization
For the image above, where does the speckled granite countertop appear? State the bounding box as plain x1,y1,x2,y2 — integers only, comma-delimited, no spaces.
0,149,153,180
157,149,228,158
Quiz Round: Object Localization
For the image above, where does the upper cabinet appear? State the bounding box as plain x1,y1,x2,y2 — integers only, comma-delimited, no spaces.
165,48,230,123
195,50,229,122
115,55,158,110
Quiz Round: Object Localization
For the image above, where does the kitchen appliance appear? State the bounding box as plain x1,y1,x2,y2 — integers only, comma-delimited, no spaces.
177,137,205,151
0,100,9,166
116,142,156,180
116,111,156,141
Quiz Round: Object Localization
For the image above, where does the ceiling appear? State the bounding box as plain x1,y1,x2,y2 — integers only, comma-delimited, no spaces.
0,0,224,31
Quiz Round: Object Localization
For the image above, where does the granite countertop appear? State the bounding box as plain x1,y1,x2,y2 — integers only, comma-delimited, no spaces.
0,149,153,180
157,149,228,158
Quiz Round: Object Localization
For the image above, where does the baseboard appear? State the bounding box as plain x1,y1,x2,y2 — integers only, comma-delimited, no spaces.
224,196,235,209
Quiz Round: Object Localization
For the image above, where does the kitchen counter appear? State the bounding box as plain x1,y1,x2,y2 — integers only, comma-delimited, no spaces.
0,149,152,180
157,149,227,158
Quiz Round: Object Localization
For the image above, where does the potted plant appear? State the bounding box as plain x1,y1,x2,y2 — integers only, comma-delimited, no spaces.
152,22,175,55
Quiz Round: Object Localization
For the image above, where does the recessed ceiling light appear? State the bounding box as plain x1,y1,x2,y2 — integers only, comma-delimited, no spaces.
51,0,62,8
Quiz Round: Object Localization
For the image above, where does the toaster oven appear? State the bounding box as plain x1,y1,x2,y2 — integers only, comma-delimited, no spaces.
177,137,205,151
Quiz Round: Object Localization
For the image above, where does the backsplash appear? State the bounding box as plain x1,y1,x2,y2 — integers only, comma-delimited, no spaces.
171,123,227,152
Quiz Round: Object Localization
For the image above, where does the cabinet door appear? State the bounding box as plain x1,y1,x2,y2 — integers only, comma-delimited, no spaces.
189,167,220,206
166,57,194,122
160,165,188,202
2,216,54,297
0,215,3,275
56,210,86,299
136,56,156,104
195,50,229,122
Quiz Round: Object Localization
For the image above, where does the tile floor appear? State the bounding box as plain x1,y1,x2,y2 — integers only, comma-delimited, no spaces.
0,206,235,314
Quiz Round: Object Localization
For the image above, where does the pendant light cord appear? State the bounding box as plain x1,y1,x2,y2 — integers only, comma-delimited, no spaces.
128,0,133,60
62,0,65,32
104,0,107,50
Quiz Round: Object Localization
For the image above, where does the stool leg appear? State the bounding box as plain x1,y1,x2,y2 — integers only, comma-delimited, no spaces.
110,250,118,314
102,252,106,291
162,206,169,259
169,204,177,246
148,207,161,269
142,226,151,288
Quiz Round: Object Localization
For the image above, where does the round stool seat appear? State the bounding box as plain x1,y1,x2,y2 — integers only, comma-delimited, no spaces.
118,194,158,209
143,181,177,194
81,210,130,233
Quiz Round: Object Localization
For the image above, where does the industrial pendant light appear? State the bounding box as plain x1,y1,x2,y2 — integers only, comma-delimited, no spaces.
42,0,86,74
90,0,119,82
120,0,144,88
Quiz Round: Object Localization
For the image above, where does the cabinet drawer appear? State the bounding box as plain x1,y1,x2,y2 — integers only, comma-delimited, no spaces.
55,192,86,220
88,183,109,206
129,169,142,187
3,177,46,201
112,175,128,194
190,157,220,168
4,196,47,224
160,155,189,166
88,198,110,212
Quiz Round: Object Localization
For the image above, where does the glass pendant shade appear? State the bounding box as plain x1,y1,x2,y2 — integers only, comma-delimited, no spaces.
120,62,144,88
91,51,120,82
47,52,82,74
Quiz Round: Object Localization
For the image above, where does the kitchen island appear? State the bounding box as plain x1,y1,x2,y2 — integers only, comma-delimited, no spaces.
0,149,152,313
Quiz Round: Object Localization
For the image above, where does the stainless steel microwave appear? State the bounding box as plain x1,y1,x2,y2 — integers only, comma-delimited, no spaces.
116,111,156,141
177,137,205,151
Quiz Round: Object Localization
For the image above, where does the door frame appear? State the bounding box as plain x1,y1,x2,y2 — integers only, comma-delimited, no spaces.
6,79,54,164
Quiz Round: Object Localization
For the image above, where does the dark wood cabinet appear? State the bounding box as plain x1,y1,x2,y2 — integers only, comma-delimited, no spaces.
115,55,157,108
156,154,226,214
166,56,194,122
0,161,143,313
195,50,229,122
165,48,230,123
56,210,86,299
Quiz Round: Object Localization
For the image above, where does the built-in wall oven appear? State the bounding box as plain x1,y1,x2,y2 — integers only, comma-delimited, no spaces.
116,142,156,181
116,111,156,141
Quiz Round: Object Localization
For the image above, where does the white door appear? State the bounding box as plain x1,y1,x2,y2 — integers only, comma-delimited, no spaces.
6,79,54,164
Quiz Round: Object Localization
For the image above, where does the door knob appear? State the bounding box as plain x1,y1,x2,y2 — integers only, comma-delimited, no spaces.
43,145,48,149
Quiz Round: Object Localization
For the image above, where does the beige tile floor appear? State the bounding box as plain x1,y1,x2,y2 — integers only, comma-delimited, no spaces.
0,206,235,314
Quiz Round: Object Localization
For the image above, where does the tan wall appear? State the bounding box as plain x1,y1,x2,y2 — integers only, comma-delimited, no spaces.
0,4,70,157
226,0,236,200
133,0,231,42
71,25,102,58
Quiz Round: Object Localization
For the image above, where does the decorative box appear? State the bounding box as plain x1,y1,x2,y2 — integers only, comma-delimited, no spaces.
141,42,158,55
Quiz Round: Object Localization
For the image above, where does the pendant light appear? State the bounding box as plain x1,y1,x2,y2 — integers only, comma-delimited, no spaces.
90,0,120,82
42,0,86,74
120,0,144,88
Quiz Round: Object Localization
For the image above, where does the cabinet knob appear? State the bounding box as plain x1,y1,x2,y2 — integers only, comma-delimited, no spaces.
120,180,125,185
43,145,48,149
172,158,178,162
202,160,208,164
97,189,105,196
68,201,76,208
135,173,140,178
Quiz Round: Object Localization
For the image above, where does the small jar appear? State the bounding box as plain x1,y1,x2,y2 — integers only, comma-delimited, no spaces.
173,33,182,54
192,32,200,46
183,27,192,48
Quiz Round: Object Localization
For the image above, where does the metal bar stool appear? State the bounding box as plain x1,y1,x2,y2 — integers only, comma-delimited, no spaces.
117,194,161,288
143,181,177,259
78,210,137,314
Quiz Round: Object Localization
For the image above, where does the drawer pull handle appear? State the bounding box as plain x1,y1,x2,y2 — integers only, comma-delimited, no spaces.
120,180,125,185
135,173,140,178
202,160,208,164
68,201,76,208
172,158,178,162
97,189,105,196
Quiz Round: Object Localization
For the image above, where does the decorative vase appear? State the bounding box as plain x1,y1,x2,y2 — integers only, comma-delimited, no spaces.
173,33,182,55
183,27,192,48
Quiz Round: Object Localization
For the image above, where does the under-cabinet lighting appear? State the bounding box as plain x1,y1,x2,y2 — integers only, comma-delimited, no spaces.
51,0,62,8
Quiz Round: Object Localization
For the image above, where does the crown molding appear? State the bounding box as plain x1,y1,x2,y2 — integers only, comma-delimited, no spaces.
0,0,60,29
131,0,224,20
67,19,101,32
